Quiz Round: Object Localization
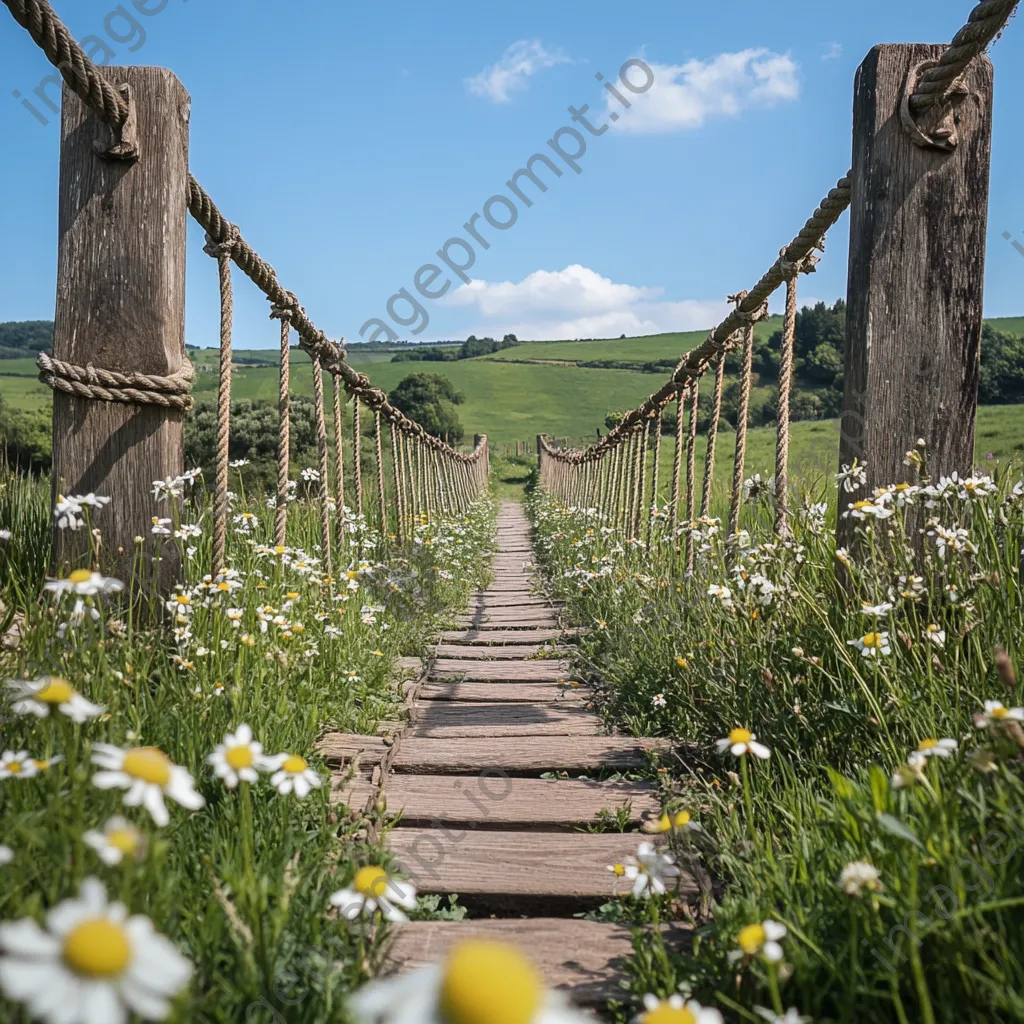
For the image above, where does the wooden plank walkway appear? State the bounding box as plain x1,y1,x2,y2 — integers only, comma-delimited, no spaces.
322,503,677,1007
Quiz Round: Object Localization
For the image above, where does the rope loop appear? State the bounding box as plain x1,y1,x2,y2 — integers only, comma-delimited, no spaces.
779,245,821,278
37,352,194,410
728,291,770,324
203,225,240,261
269,290,302,323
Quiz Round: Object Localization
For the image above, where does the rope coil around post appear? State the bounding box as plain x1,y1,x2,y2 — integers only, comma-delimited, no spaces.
37,353,195,410
202,228,239,574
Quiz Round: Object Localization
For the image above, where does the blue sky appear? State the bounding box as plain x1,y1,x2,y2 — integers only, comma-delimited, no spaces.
1,0,1022,348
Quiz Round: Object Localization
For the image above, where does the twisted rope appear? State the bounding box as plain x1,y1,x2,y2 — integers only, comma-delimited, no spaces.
392,425,406,542
270,304,294,547
647,409,663,547
353,396,364,516
727,300,758,543
37,352,194,410
685,381,700,571
700,353,725,519
375,410,389,537
670,389,685,532
911,0,1019,111
332,372,345,521
311,354,332,576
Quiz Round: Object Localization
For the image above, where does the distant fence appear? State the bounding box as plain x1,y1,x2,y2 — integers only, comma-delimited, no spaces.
2,0,490,588
537,0,1018,562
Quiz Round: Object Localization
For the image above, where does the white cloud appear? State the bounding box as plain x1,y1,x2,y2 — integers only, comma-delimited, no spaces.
465,40,570,103
609,49,799,134
821,42,843,61
439,265,731,340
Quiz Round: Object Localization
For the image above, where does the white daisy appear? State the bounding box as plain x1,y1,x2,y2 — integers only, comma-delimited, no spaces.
860,601,893,618
83,817,146,867
348,939,591,1024
91,745,205,827
973,700,1024,730
329,865,418,923
623,841,680,898
715,728,771,759
266,754,323,799
636,994,723,1024
641,810,702,835
0,876,191,1023
151,518,173,536
651,693,667,709
0,846,13,867
207,725,266,790
44,570,123,597
847,632,891,658
754,1009,811,1024
915,737,957,758
6,676,105,723
0,751,37,781
922,624,946,648
839,860,883,896
731,920,787,963
891,751,927,789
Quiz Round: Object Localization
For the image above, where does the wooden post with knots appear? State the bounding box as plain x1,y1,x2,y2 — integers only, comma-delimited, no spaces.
51,68,190,590
838,44,993,545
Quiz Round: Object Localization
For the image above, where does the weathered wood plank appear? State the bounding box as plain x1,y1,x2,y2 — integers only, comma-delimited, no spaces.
388,830,692,898
454,611,560,627
467,596,552,609
406,702,602,738
440,628,583,643
391,735,670,773
432,659,572,680
381,775,656,826
417,682,586,704
433,643,568,660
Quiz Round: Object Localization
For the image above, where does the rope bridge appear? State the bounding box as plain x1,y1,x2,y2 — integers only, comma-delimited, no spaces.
537,0,1018,561
2,0,491,580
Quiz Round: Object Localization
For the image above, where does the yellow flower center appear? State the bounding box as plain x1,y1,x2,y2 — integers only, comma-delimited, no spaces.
918,738,937,751
676,657,688,668
862,633,882,648
122,747,173,786
175,595,190,605
282,755,308,774
7,761,22,774
642,1002,697,1024
991,706,1009,720
728,728,752,745
287,592,300,600
438,941,542,1024
68,569,93,584
353,866,389,899
107,829,140,856
610,863,626,876
37,677,75,704
737,923,766,954
225,745,254,770
673,810,691,828
63,919,132,978
853,501,872,510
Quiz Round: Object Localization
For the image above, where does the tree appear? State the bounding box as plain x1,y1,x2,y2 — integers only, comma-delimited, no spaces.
388,373,465,444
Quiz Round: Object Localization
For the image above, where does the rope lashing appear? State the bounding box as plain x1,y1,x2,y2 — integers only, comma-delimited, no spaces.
37,352,194,410
202,228,239,574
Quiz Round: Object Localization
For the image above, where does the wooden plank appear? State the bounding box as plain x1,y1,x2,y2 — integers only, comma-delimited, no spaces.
440,628,582,644
839,44,993,548
387,830,693,898
467,596,552,608
432,659,572,680
391,735,670,773
454,611,560,628
433,644,568,660
381,775,656,826
381,919,639,1004
417,682,586,704
407,702,602,738
317,733,389,767
52,67,190,589
396,656,424,674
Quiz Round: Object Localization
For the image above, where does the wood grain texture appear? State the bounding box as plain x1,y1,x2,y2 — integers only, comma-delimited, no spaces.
432,659,572,680
417,682,588,704
467,595,552,608
381,775,656,826
433,643,569,660
391,735,670,773
407,702,603,738
839,44,992,548
454,610,560,627
440,628,584,643
387,830,693,898
53,69,191,589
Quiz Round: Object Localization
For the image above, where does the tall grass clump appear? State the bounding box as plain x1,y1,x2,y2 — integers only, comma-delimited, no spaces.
0,460,495,1022
529,453,1024,1023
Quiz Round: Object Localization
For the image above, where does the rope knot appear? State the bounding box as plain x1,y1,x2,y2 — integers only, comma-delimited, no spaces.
269,291,302,323
37,352,195,411
202,225,240,260
728,291,770,324
778,245,821,278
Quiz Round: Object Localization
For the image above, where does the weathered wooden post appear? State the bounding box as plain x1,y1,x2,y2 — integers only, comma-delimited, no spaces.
838,44,992,544
536,434,546,487
49,68,190,589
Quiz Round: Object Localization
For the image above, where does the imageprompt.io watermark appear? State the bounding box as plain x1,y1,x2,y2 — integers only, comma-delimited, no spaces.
11,0,187,127
358,57,656,344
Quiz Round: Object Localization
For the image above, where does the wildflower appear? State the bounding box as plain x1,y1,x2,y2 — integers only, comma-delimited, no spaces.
651,693,667,709
44,570,123,597
0,876,192,1022
675,657,688,668
753,1010,811,1024
707,584,734,611
5,676,105,723
0,846,12,867
916,737,957,758
207,725,267,790
835,462,867,493
843,500,893,521
891,751,927,789
839,860,883,896
266,753,323,799
847,632,891,658
974,700,1024,730
328,866,418,922
637,994,723,1024
229,459,249,468
860,601,893,618
929,525,974,560
301,467,321,483
347,940,592,1024
731,920,787,963
54,495,85,531
922,624,946,648
624,841,680,898
967,748,999,774
0,530,10,541
743,473,771,503
83,817,146,867
0,751,37,780
642,810,701,835
151,517,173,536
174,524,202,540
834,547,853,568
91,744,205,827
716,728,771,759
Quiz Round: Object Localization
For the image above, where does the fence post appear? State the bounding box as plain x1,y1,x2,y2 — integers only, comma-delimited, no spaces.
51,68,190,590
838,44,993,544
